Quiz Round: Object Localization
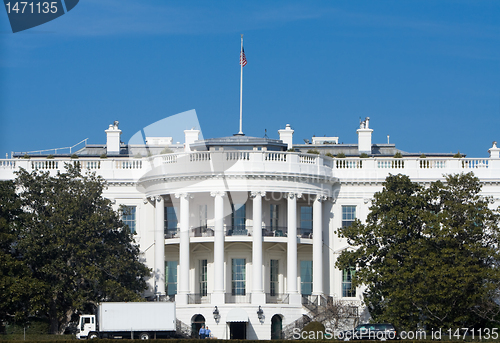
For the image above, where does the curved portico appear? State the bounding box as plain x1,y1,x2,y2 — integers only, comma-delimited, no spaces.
137,149,337,306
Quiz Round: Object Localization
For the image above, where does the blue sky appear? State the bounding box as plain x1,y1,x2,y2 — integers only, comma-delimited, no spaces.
1,1,499,157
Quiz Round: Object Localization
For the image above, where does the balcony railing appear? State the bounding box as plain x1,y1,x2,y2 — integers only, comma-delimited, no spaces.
226,225,253,237
191,226,214,237
266,293,289,304
262,226,288,237
297,227,313,238
164,225,312,240
162,294,176,302
225,293,251,304
187,293,211,304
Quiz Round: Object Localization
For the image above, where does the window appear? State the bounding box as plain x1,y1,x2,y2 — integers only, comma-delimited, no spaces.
164,207,178,236
231,258,246,295
300,260,313,295
342,267,356,297
165,261,178,296
199,204,207,228
199,259,207,297
122,206,136,233
300,206,313,234
270,204,279,230
231,204,246,234
342,206,356,228
270,259,279,296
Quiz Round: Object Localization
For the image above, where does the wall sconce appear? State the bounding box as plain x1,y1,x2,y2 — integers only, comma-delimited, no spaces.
257,306,264,322
213,306,220,324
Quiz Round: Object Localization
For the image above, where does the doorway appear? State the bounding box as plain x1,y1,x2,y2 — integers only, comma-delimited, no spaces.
229,322,246,339
191,314,205,339
271,315,283,339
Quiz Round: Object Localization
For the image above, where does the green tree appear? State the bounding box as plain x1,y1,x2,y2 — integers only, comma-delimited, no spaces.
14,165,151,334
337,173,500,330
0,181,46,330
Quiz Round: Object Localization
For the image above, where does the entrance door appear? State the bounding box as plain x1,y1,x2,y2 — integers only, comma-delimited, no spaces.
229,322,246,339
271,315,283,339
191,314,205,339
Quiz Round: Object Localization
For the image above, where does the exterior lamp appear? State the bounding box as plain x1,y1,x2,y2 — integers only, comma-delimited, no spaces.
213,306,220,324
257,306,264,322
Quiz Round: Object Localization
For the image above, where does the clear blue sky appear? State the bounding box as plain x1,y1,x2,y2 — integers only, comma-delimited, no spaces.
1,1,499,158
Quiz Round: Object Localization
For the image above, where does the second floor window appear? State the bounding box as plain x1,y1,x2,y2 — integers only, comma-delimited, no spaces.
342,206,356,228
270,259,279,296
164,207,178,236
231,204,246,233
300,260,313,295
122,206,136,234
232,258,246,296
342,267,356,297
300,206,313,234
166,261,178,296
199,259,208,296
270,204,279,230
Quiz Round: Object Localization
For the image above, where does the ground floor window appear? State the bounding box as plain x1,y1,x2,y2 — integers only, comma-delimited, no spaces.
232,258,246,295
300,260,313,295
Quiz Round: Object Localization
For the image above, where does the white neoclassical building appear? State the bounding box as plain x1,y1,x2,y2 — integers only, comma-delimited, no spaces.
1,117,500,339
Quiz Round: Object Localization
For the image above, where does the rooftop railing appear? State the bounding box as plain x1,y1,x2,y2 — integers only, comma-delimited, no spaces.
1,152,498,183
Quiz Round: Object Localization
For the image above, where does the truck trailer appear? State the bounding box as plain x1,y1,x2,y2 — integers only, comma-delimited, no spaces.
76,302,176,340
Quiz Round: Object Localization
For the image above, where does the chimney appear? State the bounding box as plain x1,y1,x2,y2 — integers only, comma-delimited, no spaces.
489,141,499,159
184,128,200,152
278,124,294,150
357,117,373,154
105,121,122,155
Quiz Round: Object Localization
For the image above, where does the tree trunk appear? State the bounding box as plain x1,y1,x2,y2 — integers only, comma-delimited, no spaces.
49,301,59,335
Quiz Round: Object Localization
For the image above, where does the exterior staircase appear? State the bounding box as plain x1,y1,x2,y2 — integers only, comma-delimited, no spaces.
282,295,361,339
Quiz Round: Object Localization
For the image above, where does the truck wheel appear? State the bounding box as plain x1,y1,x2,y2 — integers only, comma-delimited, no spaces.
88,332,98,340
139,332,150,340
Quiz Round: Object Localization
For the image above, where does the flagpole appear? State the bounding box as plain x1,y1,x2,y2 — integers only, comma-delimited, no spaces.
239,34,244,135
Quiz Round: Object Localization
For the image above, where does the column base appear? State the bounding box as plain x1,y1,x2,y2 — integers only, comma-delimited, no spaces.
211,292,225,305
288,293,302,306
176,293,188,305
251,292,266,305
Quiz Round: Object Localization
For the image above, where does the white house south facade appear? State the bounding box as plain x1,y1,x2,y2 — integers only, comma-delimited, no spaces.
1,118,500,340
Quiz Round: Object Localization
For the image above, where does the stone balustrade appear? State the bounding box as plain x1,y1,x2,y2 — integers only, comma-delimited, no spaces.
1,152,498,183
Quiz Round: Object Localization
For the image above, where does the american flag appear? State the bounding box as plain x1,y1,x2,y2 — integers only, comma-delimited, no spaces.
240,47,247,67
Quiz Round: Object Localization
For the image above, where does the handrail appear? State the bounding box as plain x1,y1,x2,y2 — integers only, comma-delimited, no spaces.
12,138,89,156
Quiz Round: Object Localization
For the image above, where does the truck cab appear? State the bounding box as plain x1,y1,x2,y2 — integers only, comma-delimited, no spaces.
76,315,96,339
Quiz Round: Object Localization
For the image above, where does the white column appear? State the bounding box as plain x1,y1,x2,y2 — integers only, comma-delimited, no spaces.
287,192,301,305
176,193,190,305
251,191,266,304
154,196,165,296
313,195,325,295
211,191,226,305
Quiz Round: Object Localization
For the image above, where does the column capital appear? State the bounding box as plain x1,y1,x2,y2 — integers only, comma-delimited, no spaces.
210,191,227,197
250,191,266,198
175,192,193,200
146,196,163,204
287,192,302,200
314,194,328,202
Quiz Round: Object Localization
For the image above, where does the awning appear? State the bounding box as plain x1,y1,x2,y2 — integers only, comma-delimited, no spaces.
226,308,249,322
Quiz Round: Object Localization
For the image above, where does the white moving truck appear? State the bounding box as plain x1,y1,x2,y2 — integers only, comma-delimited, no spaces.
76,302,176,340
